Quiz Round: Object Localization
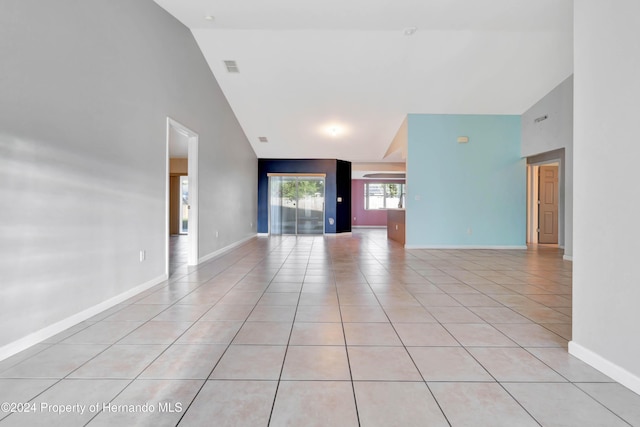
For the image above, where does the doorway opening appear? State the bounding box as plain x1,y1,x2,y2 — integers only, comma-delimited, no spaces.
166,118,199,276
527,161,560,245
269,174,325,235
179,176,189,234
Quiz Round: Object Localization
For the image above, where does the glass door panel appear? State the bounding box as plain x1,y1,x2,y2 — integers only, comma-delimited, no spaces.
179,176,189,234
296,178,324,235
269,175,325,235
270,176,297,234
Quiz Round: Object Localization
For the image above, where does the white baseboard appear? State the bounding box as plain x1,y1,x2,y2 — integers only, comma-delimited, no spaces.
563,255,573,261
569,341,640,395
324,232,352,237
198,234,257,264
352,226,386,229
0,274,167,362
257,233,269,237
404,244,528,250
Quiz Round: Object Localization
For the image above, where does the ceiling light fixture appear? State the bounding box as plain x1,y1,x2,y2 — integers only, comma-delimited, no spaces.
320,123,348,138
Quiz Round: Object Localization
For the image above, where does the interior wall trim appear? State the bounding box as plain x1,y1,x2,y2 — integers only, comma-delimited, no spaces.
198,234,257,264
0,274,168,362
569,341,640,395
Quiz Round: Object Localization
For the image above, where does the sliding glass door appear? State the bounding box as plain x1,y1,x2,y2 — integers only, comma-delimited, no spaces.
270,176,297,234
269,175,325,235
296,177,325,234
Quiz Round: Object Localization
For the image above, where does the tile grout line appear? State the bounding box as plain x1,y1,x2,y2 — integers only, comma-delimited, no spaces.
82,240,278,425
356,241,454,427
329,240,362,427
266,236,312,427
173,237,293,426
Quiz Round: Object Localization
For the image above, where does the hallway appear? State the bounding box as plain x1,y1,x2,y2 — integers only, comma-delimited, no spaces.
169,235,189,278
0,230,638,426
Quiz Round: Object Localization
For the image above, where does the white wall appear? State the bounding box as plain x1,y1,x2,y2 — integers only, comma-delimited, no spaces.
0,0,257,357
521,75,573,258
571,0,640,394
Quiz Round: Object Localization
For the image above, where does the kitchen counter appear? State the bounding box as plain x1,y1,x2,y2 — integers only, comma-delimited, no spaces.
387,209,405,246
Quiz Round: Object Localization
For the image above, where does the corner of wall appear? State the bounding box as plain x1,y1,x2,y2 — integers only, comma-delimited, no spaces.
569,341,640,395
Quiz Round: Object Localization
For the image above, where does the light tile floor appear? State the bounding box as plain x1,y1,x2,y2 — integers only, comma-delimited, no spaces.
1,230,640,426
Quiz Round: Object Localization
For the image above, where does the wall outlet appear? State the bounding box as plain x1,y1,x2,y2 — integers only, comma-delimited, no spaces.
250,222,253,228
139,250,146,262
353,216,356,221
215,231,219,238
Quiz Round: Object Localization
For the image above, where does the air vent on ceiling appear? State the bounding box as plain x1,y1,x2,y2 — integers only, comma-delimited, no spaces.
224,60,239,73
403,27,417,36
258,136,268,143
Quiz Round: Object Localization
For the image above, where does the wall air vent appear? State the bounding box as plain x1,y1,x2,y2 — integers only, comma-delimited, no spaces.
224,60,239,73
258,136,268,143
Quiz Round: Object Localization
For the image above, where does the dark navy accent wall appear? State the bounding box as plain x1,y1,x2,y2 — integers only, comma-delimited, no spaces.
257,159,351,234
336,160,352,233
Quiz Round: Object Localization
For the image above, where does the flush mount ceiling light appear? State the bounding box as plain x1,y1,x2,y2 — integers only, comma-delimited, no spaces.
322,123,346,138
224,60,239,73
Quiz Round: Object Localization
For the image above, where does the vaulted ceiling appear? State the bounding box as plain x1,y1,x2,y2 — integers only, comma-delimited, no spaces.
154,0,573,165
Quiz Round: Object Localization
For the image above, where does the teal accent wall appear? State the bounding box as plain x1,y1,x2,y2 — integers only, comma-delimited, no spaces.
406,114,525,247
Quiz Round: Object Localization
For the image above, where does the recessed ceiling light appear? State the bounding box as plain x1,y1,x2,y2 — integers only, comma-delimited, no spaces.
403,27,417,36
204,15,215,21
321,123,347,138
224,60,239,73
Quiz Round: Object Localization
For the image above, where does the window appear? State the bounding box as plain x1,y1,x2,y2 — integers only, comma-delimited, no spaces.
364,183,405,209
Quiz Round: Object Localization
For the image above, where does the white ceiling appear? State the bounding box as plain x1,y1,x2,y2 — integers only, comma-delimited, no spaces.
154,0,573,164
